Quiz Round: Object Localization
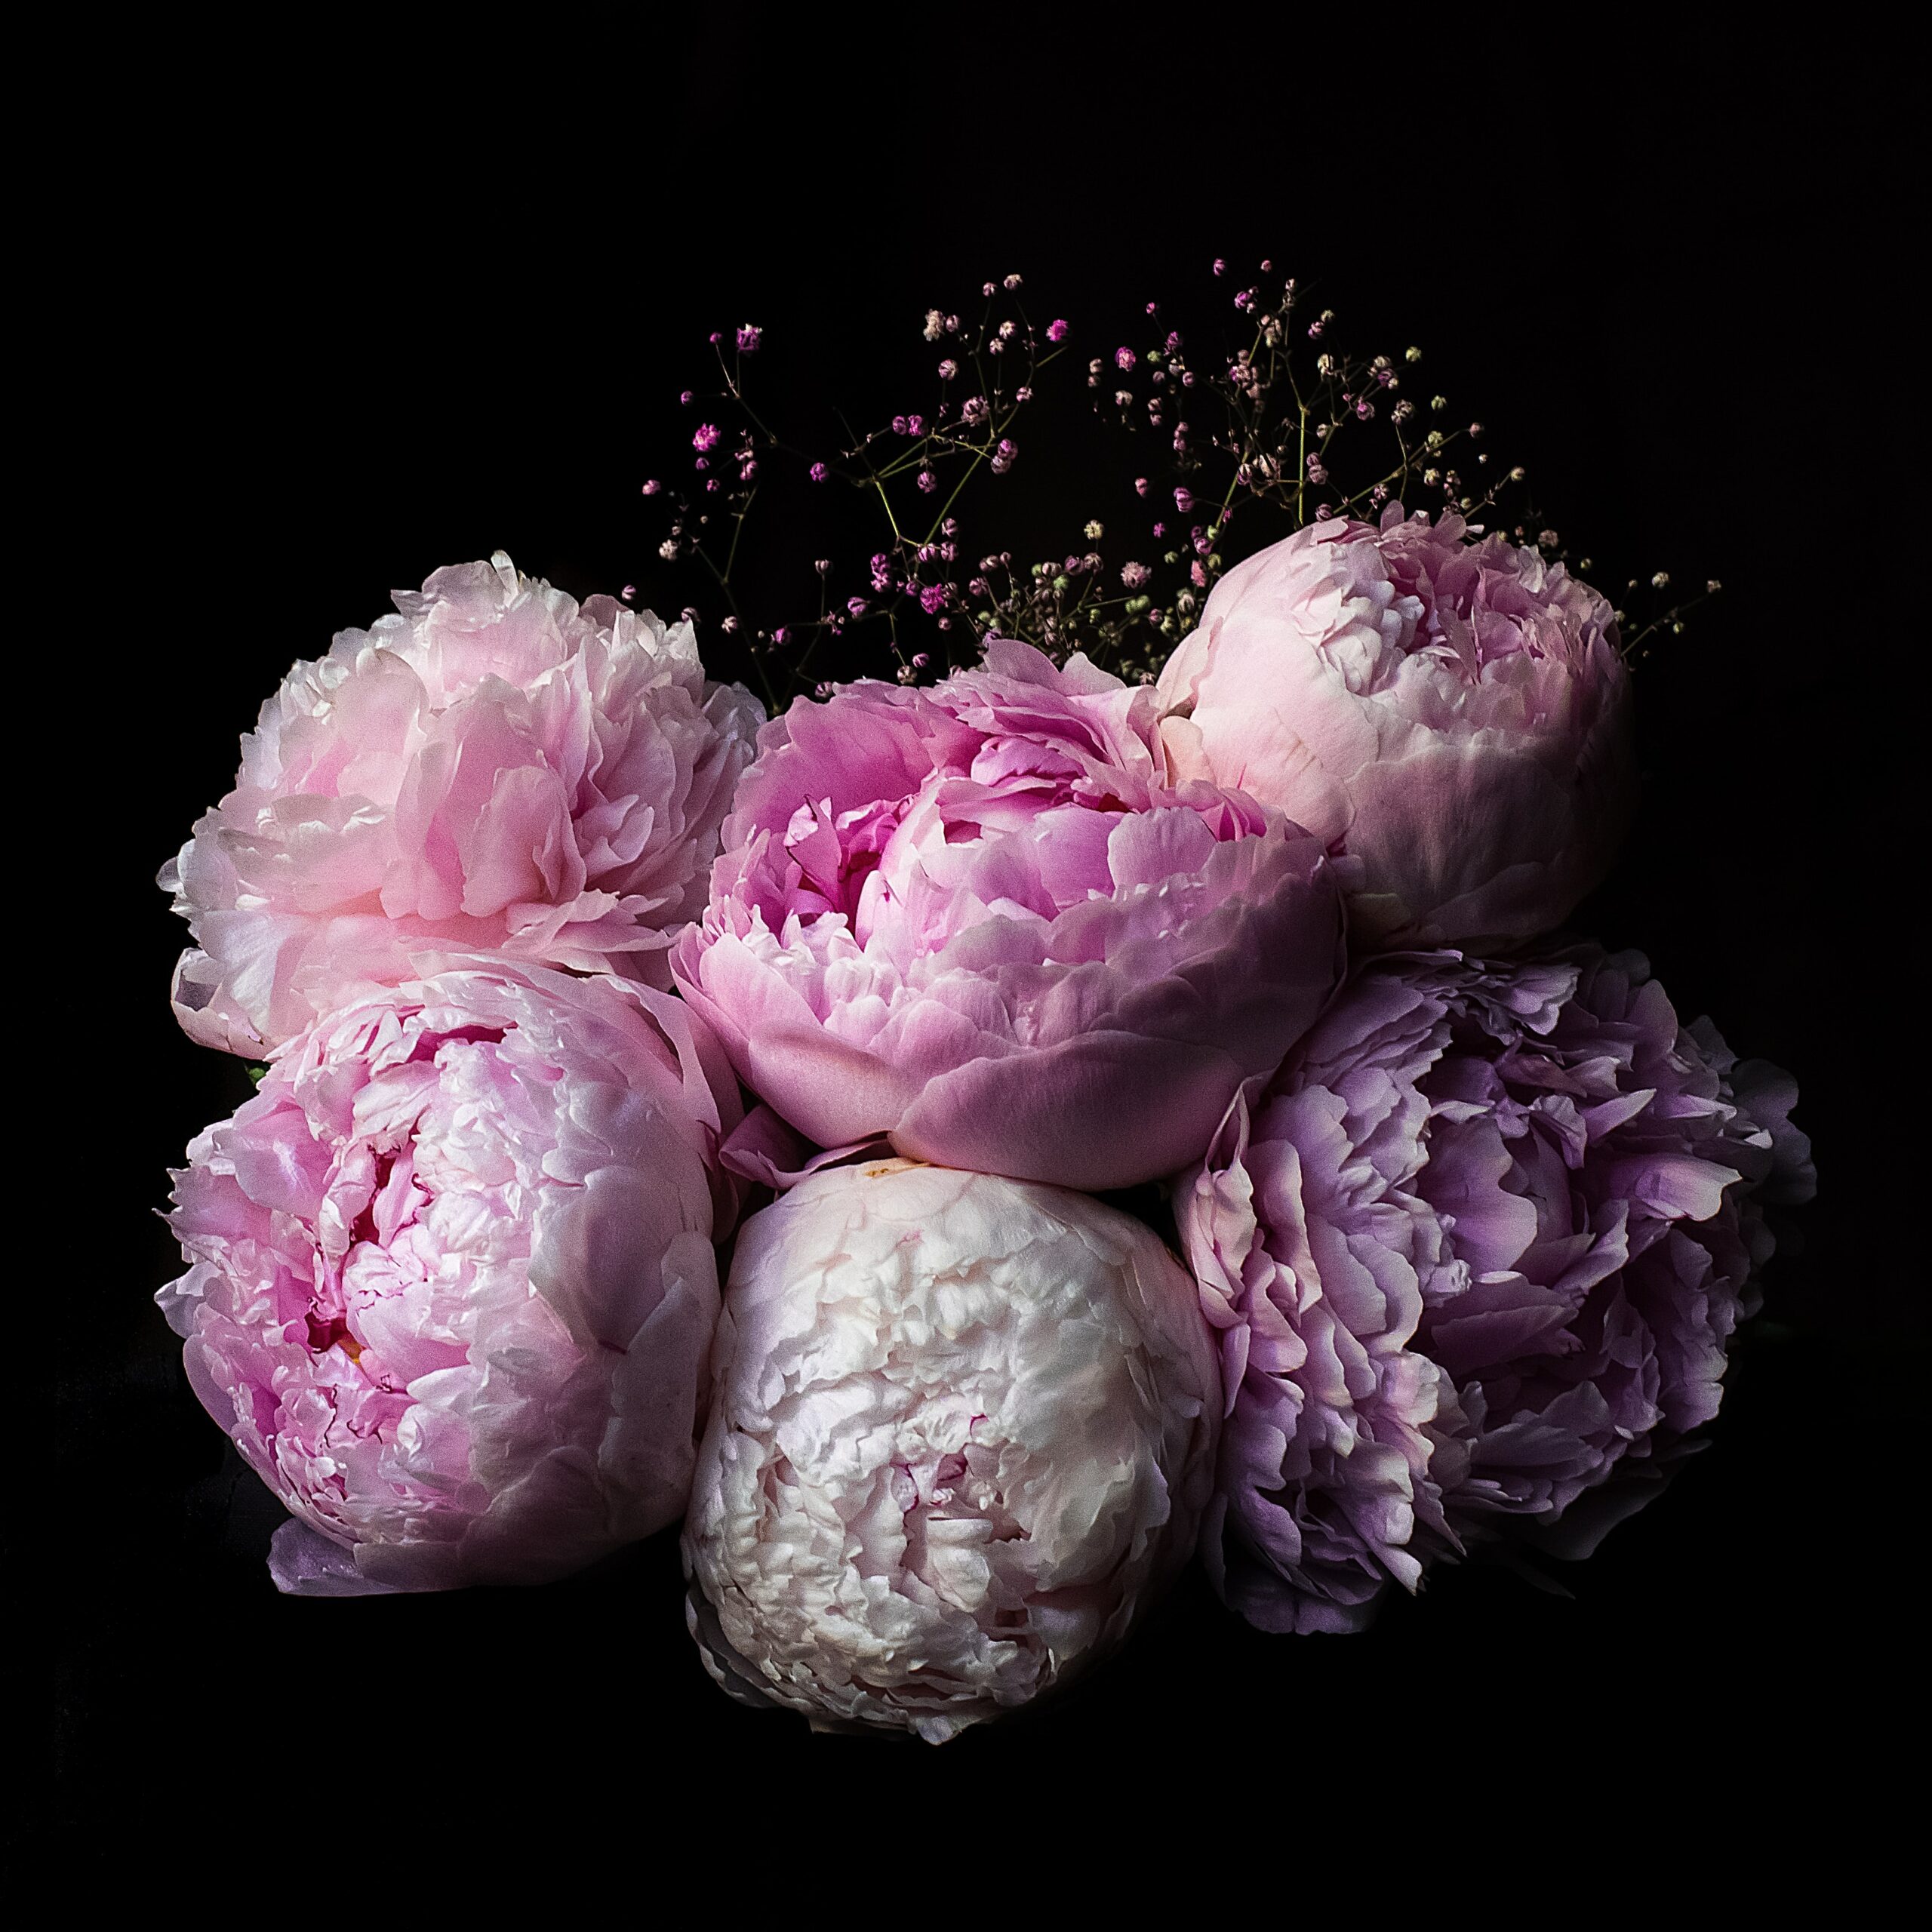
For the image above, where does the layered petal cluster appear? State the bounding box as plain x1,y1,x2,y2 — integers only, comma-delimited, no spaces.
159,962,740,1594
1175,945,1811,1632
1157,508,1634,949
673,640,1345,1191
162,553,762,1054
684,1160,1220,1743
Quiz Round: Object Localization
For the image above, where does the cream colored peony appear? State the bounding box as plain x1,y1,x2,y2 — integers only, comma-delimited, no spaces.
684,1160,1220,1742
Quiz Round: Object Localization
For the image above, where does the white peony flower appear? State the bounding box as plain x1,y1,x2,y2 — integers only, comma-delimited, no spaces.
683,1160,1220,1743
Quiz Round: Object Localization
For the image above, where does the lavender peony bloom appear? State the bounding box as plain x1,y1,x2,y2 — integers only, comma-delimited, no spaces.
158,961,741,1595
1157,509,1634,949
1174,946,1812,1633
684,1160,1220,1742
162,553,762,1055
672,640,1344,1192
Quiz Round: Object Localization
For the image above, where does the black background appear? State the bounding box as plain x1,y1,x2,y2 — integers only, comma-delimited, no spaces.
59,18,1910,1867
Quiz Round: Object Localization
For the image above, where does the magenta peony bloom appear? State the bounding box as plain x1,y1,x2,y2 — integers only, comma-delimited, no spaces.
684,1160,1220,1742
671,640,1344,1191
158,961,741,1595
1157,509,1634,949
1174,946,1812,1633
162,554,763,1055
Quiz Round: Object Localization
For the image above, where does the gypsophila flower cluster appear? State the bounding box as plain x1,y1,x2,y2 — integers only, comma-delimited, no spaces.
645,260,1712,700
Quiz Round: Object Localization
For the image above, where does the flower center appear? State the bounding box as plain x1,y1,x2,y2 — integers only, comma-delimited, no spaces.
304,1311,362,1362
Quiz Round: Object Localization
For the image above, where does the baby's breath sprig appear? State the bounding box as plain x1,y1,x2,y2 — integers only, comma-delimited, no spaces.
641,323,794,707
1072,266,1533,675
1500,510,1723,664
1611,572,1724,663
645,259,1709,699
648,277,1078,701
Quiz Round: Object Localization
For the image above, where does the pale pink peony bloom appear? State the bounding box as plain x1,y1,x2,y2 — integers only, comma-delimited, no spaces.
158,961,740,1595
1157,509,1634,949
684,1160,1220,1742
672,641,1345,1192
162,554,762,1055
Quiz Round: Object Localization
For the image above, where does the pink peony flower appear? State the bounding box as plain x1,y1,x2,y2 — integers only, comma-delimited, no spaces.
683,1159,1220,1742
671,640,1345,1192
161,554,763,1055
158,961,741,1595
1157,509,1634,949
1174,945,1812,1633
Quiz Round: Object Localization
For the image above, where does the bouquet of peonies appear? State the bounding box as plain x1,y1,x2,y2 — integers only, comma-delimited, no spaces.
156,266,1813,1741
